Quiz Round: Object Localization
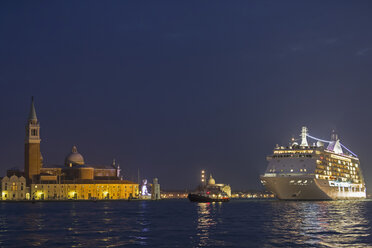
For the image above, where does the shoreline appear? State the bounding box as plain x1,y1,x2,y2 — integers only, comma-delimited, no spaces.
0,198,166,203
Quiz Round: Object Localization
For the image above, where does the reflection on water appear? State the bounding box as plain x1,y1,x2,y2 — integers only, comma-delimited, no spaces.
196,203,216,246
195,202,226,247
0,200,371,247
134,200,150,245
265,201,371,248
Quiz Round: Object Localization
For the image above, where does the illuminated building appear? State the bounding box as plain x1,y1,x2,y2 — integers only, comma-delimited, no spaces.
261,127,366,200
161,192,188,199
31,180,137,200
151,178,161,200
205,174,231,197
1,98,138,201
1,175,28,200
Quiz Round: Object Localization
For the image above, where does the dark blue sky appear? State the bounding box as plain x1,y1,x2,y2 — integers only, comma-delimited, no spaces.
1,1,372,190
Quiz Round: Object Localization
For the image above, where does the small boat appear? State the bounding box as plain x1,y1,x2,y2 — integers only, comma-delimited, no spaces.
188,171,231,203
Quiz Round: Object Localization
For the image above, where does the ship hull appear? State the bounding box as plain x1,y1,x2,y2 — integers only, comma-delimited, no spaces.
188,193,229,203
261,175,366,200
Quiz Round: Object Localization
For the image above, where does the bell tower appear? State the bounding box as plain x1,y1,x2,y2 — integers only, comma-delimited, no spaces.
24,97,42,183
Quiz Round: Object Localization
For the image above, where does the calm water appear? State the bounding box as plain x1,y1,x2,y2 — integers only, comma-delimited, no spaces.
1,199,372,247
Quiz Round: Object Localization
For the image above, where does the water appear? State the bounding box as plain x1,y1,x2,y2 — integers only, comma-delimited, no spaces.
1,199,372,247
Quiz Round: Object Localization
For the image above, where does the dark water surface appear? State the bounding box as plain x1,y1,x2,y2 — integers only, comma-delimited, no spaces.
1,199,372,247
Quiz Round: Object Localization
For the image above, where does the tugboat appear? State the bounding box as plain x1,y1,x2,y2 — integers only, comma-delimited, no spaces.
188,170,231,203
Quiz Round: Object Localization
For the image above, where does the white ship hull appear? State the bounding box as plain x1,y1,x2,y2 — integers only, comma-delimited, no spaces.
261,127,366,200
261,174,366,200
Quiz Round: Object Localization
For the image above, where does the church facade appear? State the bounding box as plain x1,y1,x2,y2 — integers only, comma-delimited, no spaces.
1,98,139,201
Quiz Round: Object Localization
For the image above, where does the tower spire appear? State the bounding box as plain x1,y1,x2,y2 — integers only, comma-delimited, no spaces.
25,96,42,183
28,96,37,121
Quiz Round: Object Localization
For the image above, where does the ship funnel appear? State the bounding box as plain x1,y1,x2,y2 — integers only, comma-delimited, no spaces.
330,130,338,141
300,126,309,147
327,130,343,154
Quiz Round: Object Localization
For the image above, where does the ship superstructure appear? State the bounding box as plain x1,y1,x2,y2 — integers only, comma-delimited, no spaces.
261,127,366,200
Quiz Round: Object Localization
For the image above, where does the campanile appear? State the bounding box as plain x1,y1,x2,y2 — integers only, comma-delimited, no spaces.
24,97,42,183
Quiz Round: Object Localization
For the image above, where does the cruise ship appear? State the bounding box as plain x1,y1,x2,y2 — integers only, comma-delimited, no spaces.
261,127,366,200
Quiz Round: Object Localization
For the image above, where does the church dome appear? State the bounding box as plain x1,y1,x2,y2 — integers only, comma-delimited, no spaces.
65,146,85,167
208,174,215,185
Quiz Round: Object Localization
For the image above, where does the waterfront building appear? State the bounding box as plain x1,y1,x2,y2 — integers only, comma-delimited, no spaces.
31,180,137,200
151,178,161,200
161,191,188,199
205,174,231,197
1,98,139,201
1,175,28,200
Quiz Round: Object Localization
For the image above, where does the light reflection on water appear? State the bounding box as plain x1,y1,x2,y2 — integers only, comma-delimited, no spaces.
265,201,372,248
0,200,371,247
196,203,217,247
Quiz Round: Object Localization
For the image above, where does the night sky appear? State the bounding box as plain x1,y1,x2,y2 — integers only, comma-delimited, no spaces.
1,1,372,191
